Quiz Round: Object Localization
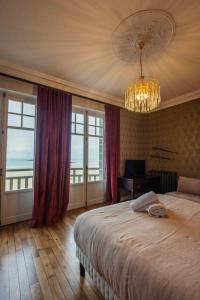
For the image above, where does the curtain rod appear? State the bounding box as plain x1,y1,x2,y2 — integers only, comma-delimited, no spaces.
0,72,123,109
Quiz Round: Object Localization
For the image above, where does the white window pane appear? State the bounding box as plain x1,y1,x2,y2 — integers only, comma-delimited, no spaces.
89,126,95,135
72,112,75,122
23,103,35,116
8,100,22,114
72,123,75,133
8,113,21,127
23,116,35,129
96,118,100,126
99,127,103,136
71,135,84,184
76,124,84,134
76,113,84,124
88,137,99,169
88,136,104,182
88,116,95,125
5,128,34,191
96,127,100,136
6,129,34,170
100,118,103,126
96,127,103,136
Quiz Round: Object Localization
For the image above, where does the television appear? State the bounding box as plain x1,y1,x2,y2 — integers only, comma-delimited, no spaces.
124,160,146,178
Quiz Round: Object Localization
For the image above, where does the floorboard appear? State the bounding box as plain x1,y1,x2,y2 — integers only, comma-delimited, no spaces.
0,205,104,300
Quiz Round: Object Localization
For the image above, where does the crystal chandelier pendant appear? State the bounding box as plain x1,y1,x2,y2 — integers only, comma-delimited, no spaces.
125,42,161,113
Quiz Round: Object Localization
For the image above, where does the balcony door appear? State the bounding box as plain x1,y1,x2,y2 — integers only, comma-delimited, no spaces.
69,107,105,209
1,94,36,225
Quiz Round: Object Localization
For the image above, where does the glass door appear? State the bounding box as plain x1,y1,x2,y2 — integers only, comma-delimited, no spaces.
69,108,105,209
1,94,36,225
69,109,86,209
87,112,104,206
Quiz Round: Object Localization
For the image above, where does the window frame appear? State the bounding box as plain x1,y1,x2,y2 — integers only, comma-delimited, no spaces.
87,111,104,183
70,107,105,185
3,95,36,194
70,108,85,185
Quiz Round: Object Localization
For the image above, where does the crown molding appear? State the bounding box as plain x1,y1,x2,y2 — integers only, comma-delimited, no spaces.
0,58,199,111
156,89,200,111
0,58,123,107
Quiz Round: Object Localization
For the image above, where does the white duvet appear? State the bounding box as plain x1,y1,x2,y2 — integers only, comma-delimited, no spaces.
74,194,200,300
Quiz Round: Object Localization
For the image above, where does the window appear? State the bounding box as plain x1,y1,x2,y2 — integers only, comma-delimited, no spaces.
70,109,104,184
88,115,104,182
5,99,36,192
70,112,84,184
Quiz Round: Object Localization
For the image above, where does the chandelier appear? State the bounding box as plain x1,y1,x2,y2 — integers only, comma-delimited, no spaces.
125,41,161,113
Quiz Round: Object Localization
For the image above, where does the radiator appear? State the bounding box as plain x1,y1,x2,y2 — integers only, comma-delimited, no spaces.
147,170,177,194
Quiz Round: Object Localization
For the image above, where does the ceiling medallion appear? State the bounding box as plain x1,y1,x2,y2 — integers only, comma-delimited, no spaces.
112,9,176,62
112,9,175,113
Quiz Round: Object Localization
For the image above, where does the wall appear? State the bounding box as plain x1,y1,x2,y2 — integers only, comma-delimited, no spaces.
120,109,146,175
145,100,200,178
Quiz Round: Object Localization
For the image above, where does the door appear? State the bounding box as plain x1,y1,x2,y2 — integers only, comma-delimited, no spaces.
69,107,105,209
1,94,36,225
87,111,104,206
69,109,86,209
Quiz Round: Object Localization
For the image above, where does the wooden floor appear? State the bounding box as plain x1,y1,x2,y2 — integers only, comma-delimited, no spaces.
0,205,104,300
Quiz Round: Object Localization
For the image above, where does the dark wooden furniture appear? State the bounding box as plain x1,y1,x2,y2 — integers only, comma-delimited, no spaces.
117,175,160,202
80,262,85,277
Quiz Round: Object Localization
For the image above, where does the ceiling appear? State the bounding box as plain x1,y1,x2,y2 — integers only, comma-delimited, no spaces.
0,0,200,104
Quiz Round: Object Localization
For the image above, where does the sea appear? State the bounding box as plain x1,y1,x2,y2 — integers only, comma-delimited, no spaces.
7,159,99,169
7,158,34,169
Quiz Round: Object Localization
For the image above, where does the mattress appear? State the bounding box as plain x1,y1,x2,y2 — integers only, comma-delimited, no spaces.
74,194,200,300
77,246,119,300
167,191,200,204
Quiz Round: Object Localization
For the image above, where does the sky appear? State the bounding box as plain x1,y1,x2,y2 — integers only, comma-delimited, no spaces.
6,100,103,169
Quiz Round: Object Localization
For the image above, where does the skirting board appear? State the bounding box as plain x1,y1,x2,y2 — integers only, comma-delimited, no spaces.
1,198,104,224
1,212,32,226
68,197,104,211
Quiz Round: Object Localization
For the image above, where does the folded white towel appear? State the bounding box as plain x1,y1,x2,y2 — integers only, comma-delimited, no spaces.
130,191,160,212
147,203,167,218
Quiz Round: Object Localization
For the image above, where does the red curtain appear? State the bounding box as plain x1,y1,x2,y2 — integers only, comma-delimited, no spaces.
105,104,120,204
32,86,72,227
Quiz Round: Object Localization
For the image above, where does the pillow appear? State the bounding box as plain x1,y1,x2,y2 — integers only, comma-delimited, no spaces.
177,176,200,196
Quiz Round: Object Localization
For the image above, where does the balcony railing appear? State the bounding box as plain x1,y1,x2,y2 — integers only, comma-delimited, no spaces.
5,167,103,191
5,168,34,192
70,167,103,184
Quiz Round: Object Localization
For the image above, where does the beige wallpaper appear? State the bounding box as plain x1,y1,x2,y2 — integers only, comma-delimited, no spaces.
145,100,200,178
120,100,200,179
120,110,146,176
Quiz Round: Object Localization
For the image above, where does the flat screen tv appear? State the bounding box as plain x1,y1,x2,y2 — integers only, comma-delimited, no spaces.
124,160,146,178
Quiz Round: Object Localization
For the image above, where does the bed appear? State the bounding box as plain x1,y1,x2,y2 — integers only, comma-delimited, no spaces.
74,194,200,300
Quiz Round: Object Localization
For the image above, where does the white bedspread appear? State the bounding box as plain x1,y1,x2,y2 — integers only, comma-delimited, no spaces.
74,194,200,300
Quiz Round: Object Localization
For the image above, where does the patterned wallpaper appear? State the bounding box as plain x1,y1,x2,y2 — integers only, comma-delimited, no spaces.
120,110,147,175
120,100,200,178
145,100,200,178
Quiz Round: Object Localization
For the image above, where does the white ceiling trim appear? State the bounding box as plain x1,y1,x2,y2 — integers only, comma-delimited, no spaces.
0,58,199,111
0,58,122,107
156,89,200,111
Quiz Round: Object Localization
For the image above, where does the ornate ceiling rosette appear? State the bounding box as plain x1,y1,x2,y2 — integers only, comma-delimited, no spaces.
112,9,176,62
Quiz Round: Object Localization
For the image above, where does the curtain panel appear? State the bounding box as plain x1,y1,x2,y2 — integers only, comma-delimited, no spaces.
32,86,72,227
105,104,120,204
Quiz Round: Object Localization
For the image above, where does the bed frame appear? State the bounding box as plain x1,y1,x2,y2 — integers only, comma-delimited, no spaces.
77,246,119,300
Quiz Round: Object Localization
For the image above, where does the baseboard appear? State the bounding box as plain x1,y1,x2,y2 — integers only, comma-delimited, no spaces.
68,197,104,211
1,212,32,225
87,197,104,206
68,201,86,211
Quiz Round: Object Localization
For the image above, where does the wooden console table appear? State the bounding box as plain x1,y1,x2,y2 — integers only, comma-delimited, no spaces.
117,175,160,202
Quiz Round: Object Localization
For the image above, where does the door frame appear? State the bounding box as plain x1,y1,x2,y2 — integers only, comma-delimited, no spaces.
69,105,105,209
1,92,36,225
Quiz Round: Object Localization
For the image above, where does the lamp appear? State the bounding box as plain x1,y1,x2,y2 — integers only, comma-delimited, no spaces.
125,41,161,113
